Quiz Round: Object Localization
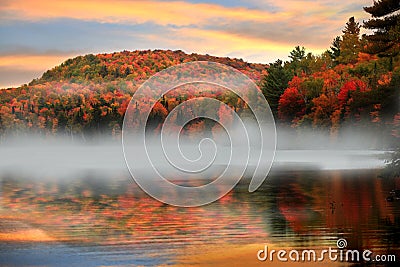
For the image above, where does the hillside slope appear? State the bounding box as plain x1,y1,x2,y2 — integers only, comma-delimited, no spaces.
0,50,268,139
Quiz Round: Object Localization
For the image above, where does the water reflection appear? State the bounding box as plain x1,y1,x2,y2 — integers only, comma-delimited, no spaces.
1,169,399,266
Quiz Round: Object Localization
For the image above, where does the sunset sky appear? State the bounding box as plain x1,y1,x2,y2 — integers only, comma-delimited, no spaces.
0,0,373,88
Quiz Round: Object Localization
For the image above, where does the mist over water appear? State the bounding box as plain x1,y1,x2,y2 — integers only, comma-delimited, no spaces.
1,124,397,265
0,124,388,182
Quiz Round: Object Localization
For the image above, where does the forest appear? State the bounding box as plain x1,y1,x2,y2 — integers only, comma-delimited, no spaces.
0,50,267,141
0,0,399,154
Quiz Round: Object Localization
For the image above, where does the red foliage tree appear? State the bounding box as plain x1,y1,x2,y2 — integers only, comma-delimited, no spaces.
337,79,369,107
311,93,338,128
278,87,306,123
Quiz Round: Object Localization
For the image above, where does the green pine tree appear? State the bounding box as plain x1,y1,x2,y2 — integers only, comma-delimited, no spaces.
338,17,361,64
364,0,400,58
328,36,342,63
261,60,293,118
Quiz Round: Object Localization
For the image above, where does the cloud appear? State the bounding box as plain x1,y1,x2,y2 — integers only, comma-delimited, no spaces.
0,17,220,51
0,0,373,87
0,0,369,31
159,27,309,63
0,54,76,88
0,67,42,89
0,0,371,54
0,54,72,69
0,0,276,26
3,1,371,52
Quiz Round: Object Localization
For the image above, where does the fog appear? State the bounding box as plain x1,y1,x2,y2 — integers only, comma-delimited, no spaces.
0,124,389,183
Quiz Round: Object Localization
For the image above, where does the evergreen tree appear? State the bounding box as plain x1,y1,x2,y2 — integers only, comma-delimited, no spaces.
288,46,307,75
328,36,342,63
289,46,306,62
125,66,131,77
343,16,361,35
261,60,293,118
338,17,361,64
363,0,400,57
100,65,108,78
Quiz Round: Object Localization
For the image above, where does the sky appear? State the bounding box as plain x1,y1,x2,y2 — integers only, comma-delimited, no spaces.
0,0,373,89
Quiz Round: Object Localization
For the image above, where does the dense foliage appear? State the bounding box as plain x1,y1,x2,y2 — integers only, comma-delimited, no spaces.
0,50,267,141
260,5,400,149
0,1,399,153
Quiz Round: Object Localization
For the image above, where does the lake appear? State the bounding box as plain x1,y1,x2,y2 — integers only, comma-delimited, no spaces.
1,161,399,266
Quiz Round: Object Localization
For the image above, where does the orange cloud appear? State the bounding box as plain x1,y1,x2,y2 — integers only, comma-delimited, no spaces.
0,54,74,70
1,0,368,29
1,0,370,51
0,0,371,87
1,0,281,26
155,27,326,63
0,54,76,88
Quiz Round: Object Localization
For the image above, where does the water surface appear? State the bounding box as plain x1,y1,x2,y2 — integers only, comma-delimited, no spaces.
1,168,399,266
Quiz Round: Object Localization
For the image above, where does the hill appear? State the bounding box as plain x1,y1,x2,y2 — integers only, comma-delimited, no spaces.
0,38,399,149
30,49,267,85
0,50,268,140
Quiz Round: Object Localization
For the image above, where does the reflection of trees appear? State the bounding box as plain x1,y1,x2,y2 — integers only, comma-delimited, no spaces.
322,170,399,253
232,175,328,246
236,170,400,252
231,179,291,243
1,176,268,245
2,171,399,255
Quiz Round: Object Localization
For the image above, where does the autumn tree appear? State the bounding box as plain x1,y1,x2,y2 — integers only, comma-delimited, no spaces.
338,79,369,108
146,102,168,134
310,93,338,130
300,77,324,112
100,65,108,78
278,87,306,123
